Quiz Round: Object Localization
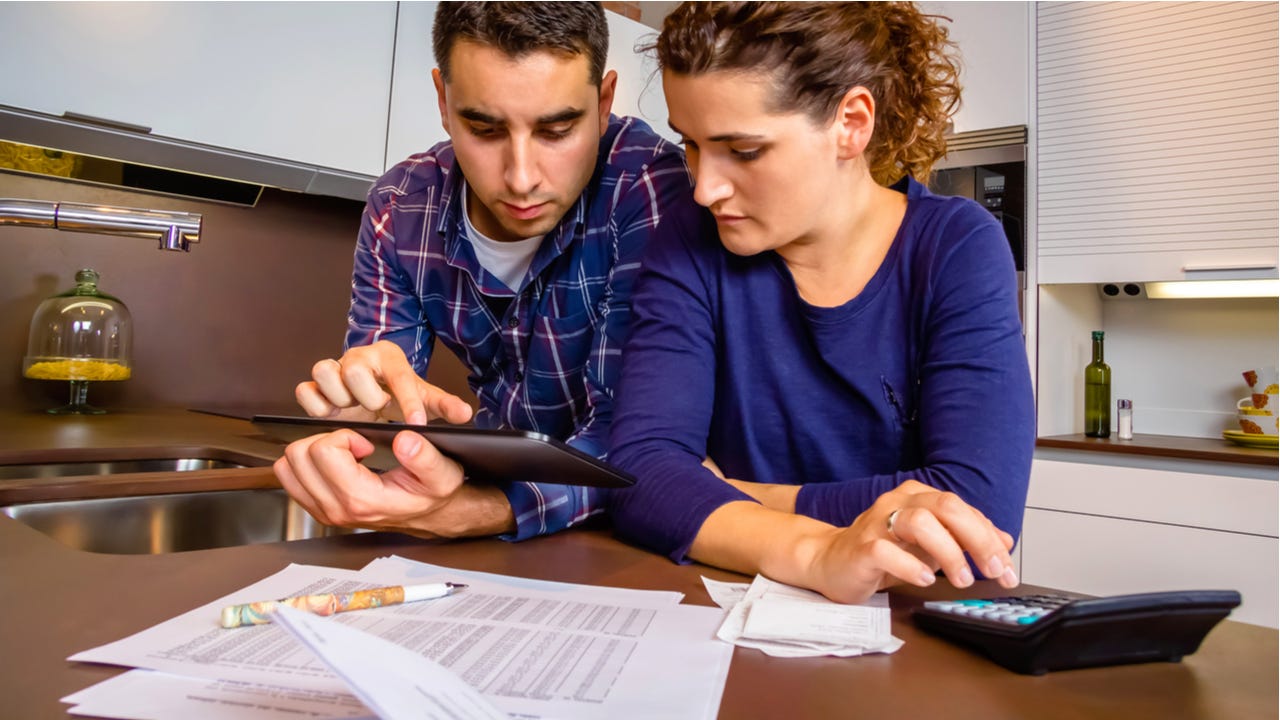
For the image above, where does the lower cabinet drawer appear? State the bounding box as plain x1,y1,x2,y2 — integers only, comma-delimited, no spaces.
1020,508,1278,628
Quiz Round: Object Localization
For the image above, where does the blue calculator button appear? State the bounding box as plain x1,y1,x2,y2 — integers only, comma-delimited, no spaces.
1016,615,1040,625
959,599,993,607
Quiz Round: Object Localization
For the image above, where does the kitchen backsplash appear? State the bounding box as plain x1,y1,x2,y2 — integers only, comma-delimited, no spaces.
1036,283,1279,438
0,171,474,414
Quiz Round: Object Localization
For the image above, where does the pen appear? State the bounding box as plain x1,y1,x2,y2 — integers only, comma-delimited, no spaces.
219,582,467,628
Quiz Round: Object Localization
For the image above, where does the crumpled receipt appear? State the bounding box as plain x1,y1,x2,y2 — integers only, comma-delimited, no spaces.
703,575,904,658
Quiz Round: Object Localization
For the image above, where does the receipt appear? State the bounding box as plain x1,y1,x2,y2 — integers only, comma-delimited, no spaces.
703,575,903,658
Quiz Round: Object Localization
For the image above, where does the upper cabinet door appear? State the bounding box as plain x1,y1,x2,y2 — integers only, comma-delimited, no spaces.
384,4,673,171
1036,2,1279,283
0,2,396,177
918,1,1030,133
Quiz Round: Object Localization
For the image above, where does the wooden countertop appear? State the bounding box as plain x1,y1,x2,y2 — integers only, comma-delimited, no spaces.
1038,432,1278,466
1,410,1277,719
0,408,286,504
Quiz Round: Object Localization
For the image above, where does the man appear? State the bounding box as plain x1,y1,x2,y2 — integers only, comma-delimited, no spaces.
274,2,696,541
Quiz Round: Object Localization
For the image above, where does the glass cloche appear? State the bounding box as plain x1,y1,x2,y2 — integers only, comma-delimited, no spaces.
23,268,133,414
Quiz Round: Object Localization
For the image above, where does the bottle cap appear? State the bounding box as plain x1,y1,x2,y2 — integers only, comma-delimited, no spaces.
1117,399,1132,409
1092,330,1105,340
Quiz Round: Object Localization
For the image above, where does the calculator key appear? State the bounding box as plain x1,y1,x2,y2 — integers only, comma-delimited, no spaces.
1016,615,1040,625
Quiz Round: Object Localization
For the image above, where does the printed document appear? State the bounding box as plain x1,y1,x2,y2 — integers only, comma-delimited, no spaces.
66,557,731,720
272,605,505,720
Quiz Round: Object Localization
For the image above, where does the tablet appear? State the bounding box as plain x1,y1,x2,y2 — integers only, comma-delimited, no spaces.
251,415,635,489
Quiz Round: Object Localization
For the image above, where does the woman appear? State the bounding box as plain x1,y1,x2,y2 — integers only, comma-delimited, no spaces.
607,2,1035,603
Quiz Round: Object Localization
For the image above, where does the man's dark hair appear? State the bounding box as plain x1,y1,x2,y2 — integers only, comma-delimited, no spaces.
433,2,609,86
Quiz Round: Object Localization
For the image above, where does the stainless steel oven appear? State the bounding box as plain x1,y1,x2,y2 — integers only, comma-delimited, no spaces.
927,125,1027,326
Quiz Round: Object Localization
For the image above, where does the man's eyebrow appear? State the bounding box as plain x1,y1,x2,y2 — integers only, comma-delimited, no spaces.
458,108,586,126
667,122,765,144
537,108,586,125
460,108,504,125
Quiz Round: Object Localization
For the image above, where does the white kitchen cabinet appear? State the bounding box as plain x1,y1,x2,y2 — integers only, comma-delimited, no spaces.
1035,2,1279,284
384,3,673,171
0,2,396,177
917,2,1029,134
1020,458,1278,628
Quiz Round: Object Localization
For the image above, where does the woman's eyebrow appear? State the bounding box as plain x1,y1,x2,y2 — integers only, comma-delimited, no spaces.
668,122,766,144
708,132,766,143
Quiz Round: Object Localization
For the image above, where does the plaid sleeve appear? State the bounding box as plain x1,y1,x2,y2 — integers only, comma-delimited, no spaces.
345,187,435,376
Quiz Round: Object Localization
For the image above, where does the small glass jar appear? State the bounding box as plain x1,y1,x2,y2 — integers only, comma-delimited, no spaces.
1117,399,1134,440
23,268,132,414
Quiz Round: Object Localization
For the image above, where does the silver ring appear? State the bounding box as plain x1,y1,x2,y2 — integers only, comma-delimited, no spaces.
886,508,902,541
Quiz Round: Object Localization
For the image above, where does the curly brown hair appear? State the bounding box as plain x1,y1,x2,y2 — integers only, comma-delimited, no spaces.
654,2,961,186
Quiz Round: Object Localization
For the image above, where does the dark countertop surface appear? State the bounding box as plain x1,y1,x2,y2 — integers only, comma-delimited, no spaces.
1038,432,1278,466
1,409,1276,719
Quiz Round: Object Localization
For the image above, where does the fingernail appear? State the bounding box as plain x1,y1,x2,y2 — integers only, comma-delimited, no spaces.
1001,566,1019,587
919,570,937,586
408,411,426,426
956,566,974,587
400,433,421,456
986,556,1006,579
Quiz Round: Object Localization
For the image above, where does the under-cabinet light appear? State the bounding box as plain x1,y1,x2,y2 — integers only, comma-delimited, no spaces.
1144,279,1280,299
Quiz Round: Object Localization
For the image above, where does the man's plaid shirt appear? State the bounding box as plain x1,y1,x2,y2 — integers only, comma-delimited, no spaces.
346,115,697,540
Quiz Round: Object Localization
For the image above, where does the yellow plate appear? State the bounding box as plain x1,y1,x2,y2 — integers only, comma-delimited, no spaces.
1223,430,1279,449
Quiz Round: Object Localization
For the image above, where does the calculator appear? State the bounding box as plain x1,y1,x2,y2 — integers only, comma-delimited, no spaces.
911,590,1241,675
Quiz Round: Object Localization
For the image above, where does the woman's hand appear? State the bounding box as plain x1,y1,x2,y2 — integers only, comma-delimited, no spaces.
703,457,799,513
803,480,1017,603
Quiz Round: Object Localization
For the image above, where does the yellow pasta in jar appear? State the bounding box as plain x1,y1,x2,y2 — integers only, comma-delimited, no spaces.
24,359,131,381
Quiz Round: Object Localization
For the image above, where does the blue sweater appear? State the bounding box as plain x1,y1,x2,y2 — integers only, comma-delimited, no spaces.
607,178,1035,562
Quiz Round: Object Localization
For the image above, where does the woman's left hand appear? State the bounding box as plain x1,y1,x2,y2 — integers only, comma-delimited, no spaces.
803,479,1017,603
863,479,1016,589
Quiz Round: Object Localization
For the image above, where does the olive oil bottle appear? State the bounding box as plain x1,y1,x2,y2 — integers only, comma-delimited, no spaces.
1084,330,1111,437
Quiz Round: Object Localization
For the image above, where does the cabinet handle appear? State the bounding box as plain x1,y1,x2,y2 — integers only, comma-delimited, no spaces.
1183,263,1277,273
61,111,152,134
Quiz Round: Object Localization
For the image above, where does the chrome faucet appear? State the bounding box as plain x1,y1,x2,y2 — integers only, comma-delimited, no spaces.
0,198,201,251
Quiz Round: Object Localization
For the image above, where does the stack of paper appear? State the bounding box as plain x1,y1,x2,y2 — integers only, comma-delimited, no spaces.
63,556,733,720
703,575,904,658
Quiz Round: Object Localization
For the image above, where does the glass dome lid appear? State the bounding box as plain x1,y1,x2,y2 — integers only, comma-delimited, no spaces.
23,268,132,413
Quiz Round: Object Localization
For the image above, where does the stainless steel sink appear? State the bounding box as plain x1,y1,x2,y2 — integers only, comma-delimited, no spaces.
2,489,353,554
0,457,257,480
0,447,272,480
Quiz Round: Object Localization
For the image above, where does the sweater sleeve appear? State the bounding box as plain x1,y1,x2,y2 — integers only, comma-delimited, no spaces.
793,204,1035,541
606,210,758,562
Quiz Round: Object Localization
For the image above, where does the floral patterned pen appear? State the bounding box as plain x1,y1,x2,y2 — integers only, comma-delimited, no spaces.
220,582,467,628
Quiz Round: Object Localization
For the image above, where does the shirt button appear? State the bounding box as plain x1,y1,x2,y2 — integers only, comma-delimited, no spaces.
507,317,519,328
514,371,524,382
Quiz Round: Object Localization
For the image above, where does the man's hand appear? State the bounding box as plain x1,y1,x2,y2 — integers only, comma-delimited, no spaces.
803,479,1018,604
295,340,474,426
273,428,517,539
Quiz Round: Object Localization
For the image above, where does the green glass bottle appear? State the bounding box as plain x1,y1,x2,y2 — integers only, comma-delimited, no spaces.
1084,330,1111,437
